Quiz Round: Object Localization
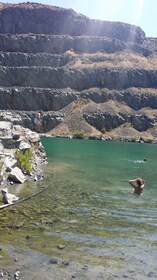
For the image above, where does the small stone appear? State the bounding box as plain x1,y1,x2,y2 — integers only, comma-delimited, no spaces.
14,271,20,279
49,258,58,264
26,235,31,239
148,271,156,277
69,219,77,224
123,274,129,278
57,244,65,249
82,265,88,270
61,261,69,266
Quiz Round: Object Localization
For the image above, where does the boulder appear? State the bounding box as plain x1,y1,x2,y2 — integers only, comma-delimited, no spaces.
25,130,40,143
8,167,26,183
4,156,17,169
1,189,19,204
19,140,31,151
0,121,13,139
34,168,43,182
0,141,4,154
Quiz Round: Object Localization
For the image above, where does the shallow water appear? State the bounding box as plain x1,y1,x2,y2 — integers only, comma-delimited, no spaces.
1,138,157,278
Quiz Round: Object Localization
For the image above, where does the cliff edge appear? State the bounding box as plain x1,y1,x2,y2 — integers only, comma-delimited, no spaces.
0,2,157,142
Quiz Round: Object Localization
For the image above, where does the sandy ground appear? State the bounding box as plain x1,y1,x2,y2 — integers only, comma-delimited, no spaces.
1,244,157,280
0,244,117,280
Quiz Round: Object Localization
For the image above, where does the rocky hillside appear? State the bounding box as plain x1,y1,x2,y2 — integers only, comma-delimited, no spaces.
0,2,157,141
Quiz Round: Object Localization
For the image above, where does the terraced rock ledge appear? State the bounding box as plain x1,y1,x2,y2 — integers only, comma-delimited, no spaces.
0,2,157,142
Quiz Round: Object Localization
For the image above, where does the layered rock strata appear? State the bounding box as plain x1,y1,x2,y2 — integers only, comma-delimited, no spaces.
0,2,157,141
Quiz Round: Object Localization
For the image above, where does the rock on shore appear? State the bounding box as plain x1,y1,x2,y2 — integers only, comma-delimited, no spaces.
0,121,47,201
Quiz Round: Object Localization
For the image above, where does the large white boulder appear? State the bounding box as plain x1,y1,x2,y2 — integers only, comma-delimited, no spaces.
1,189,19,204
19,140,31,151
0,121,13,138
8,167,26,183
4,156,17,169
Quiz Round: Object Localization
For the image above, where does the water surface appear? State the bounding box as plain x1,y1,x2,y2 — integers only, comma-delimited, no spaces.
1,138,157,278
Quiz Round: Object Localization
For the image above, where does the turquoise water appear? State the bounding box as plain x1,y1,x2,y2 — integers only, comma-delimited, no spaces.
42,137,157,195
1,138,157,278
41,138,157,277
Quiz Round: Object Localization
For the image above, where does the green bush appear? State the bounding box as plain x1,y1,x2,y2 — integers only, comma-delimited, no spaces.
15,149,32,174
145,138,153,143
0,160,3,170
130,137,136,142
73,131,85,139
101,128,106,134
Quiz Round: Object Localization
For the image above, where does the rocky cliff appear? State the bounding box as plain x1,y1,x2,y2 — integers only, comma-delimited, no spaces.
0,2,157,141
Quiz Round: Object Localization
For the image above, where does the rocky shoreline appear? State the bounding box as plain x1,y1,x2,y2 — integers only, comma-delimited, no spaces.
0,244,102,280
0,244,130,280
0,121,50,279
1,242,155,280
44,132,157,144
0,121,47,205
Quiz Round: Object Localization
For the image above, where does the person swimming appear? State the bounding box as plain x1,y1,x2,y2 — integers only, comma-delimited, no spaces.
129,178,145,194
132,159,147,164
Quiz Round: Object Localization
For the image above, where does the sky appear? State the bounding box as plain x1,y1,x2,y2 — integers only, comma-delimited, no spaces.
1,0,157,37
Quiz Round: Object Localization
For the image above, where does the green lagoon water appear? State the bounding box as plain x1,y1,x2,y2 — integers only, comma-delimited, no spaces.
1,138,157,276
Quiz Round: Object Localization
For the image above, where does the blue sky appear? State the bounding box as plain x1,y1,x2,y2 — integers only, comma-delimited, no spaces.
1,0,157,37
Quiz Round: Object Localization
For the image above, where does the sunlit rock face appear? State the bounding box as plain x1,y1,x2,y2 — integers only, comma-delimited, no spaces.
0,121,40,148
0,2,145,44
0,2,157,140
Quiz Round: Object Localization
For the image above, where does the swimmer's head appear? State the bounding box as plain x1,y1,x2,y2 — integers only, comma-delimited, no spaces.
136,178,145,186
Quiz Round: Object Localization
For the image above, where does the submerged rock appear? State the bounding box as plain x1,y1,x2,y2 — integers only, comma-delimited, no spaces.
34,169,43,182
1,189,19,204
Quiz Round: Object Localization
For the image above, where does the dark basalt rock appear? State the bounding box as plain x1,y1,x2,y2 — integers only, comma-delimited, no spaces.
0,3,145,44
0,2,157,141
